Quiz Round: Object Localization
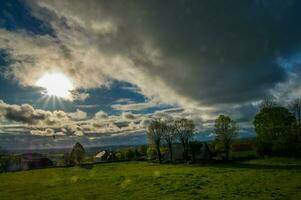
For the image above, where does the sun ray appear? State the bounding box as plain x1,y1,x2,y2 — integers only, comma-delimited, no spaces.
36,72,74,99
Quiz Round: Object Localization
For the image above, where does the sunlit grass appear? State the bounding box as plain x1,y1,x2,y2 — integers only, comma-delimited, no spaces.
0,158,300,200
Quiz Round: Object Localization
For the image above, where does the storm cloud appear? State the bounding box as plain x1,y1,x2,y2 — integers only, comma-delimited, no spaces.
1,0,300,108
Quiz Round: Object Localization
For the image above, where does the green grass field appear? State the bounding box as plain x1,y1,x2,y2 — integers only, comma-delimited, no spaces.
0,158,300,200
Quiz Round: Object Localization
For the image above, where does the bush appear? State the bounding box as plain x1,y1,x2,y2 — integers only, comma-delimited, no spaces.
137,145,148,156
115,152,125,160
124,149,135,160
147,147,157,160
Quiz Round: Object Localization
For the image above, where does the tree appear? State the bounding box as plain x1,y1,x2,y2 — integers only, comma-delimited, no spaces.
253,106,296,156
214,115,238,161
175,118,195,161
289,98,301,141
70,142,85,165
147,120,166,163
162,123,176,161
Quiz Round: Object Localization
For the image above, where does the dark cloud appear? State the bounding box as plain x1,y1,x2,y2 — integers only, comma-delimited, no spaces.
0,101,52,124
20,0,300,106
128,0,301,104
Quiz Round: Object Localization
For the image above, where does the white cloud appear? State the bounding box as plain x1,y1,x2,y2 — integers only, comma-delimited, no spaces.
0,100,148,137
94,110,108,119
71,91,90,101
121,112,136,120
68,109,87,120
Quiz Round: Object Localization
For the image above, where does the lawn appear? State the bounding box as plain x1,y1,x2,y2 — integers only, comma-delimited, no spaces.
0,158,300,200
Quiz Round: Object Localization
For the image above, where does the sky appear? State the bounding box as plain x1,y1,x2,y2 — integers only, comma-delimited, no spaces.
0,0,301,150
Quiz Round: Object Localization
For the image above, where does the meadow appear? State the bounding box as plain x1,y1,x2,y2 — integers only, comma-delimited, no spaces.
0,158,300,200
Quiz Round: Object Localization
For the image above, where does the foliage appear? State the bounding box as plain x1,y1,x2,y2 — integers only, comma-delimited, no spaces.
289,98,301,141
124,148,136,160
115,152,125,160
214,115,239,161
137,145,148,156
146,146,157,160
253,106,297,156
70,142,85,165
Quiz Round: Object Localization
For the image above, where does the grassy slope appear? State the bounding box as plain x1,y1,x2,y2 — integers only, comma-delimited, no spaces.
0,158,300,200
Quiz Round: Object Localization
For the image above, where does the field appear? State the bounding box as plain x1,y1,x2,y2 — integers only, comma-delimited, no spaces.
0,158,300,200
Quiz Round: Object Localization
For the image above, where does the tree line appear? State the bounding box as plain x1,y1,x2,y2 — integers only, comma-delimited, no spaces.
147,115,239,163
147,97,301,163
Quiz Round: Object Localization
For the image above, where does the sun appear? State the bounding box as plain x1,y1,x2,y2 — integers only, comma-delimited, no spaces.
36,73,74,99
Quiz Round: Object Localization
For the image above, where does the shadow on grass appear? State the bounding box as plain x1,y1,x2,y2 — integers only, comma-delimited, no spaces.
80,164,94,170
207,162,301,171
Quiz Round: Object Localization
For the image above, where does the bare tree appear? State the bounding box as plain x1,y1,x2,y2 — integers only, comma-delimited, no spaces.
147,120,166,163
162,123,176,161
175,118,195,161
260,95,277,110
214,115,238,161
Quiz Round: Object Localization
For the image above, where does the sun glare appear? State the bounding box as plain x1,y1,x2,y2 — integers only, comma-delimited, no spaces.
36,73,73,99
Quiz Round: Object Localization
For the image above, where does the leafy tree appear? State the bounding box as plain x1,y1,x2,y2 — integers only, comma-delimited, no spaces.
175,118,195,161
162,123,176,161
214,115,238,161
147,120,166,163
70,142,85,165
289,98,301,141
253,106,296,156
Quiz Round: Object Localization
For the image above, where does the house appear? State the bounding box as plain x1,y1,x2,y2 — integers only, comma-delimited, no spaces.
94,150,116,162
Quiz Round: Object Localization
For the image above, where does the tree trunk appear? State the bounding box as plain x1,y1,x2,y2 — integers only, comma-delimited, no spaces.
297,107,301,142
184,139,190,161
184,148,188,161
225,144,230,161
181,140,187,161
156,145,162,163
168,143,173,161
